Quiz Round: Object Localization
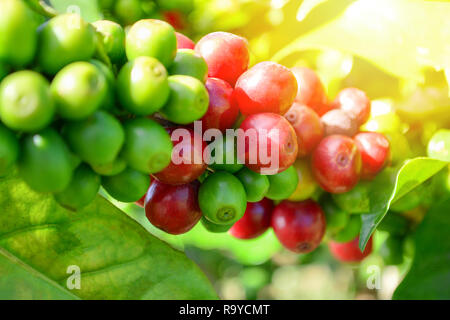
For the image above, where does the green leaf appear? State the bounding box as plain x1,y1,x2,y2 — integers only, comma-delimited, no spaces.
273,0,450,85
50,0,102,22
428,129,450,162
359,158,447,251
0,174,217,300
393,197,450,299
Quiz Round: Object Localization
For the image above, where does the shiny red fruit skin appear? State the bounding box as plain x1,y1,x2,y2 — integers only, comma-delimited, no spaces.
136,176,154,207
284,103,324,157
145,180,202,235
175,32,195,49
354,132,390,180
291,67,330,116
195,32,249,86
153,127,208,185
200,78,239,132
312,135,362,194
230,198,274,239
239,113,298,175
271,200,326,253
235,62,298,116
329,236,373,263
331,88,371,126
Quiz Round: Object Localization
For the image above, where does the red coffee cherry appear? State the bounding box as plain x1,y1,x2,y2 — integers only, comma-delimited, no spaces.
271,200,326,253
312,135,362,194
239,113,298,175
153,127,208,185
331,88,371,126
329,236,373,263
321,109,359,137
195,32,249,86
235,62,298,116
230,198,274,239
175,32,195,49
291,66,330,116
145,180,202,235
135,175,154,207
199,78,239,132
354,132,390,180
285,103,323,157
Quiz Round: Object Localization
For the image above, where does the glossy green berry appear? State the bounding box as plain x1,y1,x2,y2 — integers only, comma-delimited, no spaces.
121,118,173,174
52,61,107,120
160,75,209,124
0,0,38,68
102,167,150,202
0,124,19,176
92,20,125,64
126,19,177,67
117,56,170,115
114,0,143,26
332,215,361,243
265,166,299,201
332,181,371,214
89,59,116,111
54,164,101,211
199,171,247,225
210,134,244,173
201,217,233,233
0,71,55,132
18,128,73,193
169,49,208,82
320,193,349,232
236,167,270,203
37,14,96,75
91,156,127,176
63,110,125,166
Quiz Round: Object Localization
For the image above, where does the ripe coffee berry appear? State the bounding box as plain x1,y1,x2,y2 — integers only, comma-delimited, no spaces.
332,88,371,126
200,78,239,132
312,135,362,194
176,32,195,49
239,113,298,175
195,32,249,86
284,103,323,157
145,180,202,235
272,200,326,253
329,236,373,263
354,132,390,180
153,127,208,185
235,62,298,116
321,109,359,137
230,198,274,239
291,67,330,116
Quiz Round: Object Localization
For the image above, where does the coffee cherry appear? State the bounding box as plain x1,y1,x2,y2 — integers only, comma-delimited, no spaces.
0,71,55,132
239,113,298,175
235,62,298,116
284,103,323,157
328,236,373,263
195,32,249,86
176,32,195,49
153,127,208,185
18,128,73,193
63,111,125,166
354,132,390,180
114,0,143,25
272,200,326,253
199,171,247,225
0,124,19,176
160,75,209,124
91,156,127,177
320,193,349,233
290,67,330,116
312,135,361,194
209,134,244,174
321,109,359,137
288,159,318,202
117,56,170,116
51,62,107,120
54,164,101,211
265,166,299,201
169,49,208,82
0,0,38,68
201,217,233,233
126,19,177,67
121,117,173,174
90,59,117,111
230,198,274,239
145,180,202,235
235,167,270,203
332,215,361,243
92,20,126,64
332,88,371,126
103,167,151,203
37,14,96,75
200,78,239,132
332,181,370,214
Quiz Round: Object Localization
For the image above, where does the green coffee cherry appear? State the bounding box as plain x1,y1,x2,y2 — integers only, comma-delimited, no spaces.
91,156,127,176
320,193,349,232
89,59,116,111
236,167,270,203
169,49,208,82
92,20,126,64
265,166,299,201
201,217,233,233
332,215,361,243
332,181,371,214
102,167,150,202
210,135,244,173
0,124,19,176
